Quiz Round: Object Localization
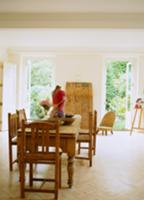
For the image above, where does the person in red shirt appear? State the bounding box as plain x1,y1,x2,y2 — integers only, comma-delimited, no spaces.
51,85,66,117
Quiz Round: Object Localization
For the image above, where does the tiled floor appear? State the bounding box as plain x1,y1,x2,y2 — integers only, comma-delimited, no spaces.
1,131,144,200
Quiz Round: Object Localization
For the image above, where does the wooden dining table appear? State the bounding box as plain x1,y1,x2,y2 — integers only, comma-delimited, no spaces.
18,115,81,188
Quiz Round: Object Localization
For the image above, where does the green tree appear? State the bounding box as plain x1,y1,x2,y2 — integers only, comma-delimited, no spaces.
29,58,54,119
106,61,128,129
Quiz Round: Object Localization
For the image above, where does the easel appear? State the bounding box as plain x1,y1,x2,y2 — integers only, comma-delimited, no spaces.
130,108,144,135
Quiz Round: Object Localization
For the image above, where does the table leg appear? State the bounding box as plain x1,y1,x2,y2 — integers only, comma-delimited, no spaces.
67,155,74,188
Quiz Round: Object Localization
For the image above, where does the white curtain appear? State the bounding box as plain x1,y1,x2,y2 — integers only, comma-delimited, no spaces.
2,62,17,130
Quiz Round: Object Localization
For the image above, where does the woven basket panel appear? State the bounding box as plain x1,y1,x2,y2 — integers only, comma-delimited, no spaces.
65,82,93,128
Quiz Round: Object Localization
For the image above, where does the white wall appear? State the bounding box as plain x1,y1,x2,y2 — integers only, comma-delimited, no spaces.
54,54,103,115
1,28,144,49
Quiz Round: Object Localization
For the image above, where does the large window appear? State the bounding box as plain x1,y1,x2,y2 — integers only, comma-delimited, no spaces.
23,56,55,119
104,58,137,130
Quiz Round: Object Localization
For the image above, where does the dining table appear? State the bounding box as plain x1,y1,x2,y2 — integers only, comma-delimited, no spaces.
18,114,81,188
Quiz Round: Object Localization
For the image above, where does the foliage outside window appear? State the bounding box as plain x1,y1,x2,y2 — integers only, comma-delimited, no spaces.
26,58,54,119
105,61,130,129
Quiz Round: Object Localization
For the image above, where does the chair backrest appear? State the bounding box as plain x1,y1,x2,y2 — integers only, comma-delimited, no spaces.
20,119,60,161
8,112,18,140
93,110,97,133
100,111,116,127
88,111,93,135
16,109,27,129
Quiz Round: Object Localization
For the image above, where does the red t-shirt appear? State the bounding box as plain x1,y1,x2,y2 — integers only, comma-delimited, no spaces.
53,90,65,111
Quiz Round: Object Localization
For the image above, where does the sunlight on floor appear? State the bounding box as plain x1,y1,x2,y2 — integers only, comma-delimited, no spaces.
1,131,144,200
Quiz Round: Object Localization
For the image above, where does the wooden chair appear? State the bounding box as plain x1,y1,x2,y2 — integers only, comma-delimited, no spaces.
18,119,62,199
97,111,116,135
75,111,93,167
16,108,27,129
91,110,97,155
78,110,97,155
8,112,18,171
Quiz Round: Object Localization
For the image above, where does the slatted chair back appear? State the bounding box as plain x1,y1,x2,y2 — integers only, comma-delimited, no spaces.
97,111,116,135
100,111,116,127
77,110,97,155
8,112,18,171
16,109,27,129
75,111,93,166
92,110,97,154
19,119,61,199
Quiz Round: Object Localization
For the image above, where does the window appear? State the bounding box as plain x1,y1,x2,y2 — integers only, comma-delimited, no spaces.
21,56,55,119
104,57,138,130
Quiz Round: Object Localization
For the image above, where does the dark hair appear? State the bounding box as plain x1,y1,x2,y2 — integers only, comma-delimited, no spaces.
136,98,142,103
55,85,61,90
52,85,61,96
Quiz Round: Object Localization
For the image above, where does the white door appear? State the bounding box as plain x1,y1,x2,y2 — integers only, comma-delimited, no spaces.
125,59,138,129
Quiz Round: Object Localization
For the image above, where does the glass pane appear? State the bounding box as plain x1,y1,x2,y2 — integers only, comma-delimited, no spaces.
25,57,55,119
105,60,129,130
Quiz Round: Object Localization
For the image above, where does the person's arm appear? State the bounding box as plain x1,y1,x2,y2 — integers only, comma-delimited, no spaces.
54,97,66,107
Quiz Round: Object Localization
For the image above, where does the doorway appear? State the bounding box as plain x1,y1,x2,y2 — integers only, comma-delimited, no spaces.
22,56,55,119
104,58,138,130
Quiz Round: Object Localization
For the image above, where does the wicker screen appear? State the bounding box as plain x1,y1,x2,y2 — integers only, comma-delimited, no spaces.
65,82,93,128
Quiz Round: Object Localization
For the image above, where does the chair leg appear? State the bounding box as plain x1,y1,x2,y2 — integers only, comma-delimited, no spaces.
78,142,80,154
20,162,25,198
59,158,61,188
93,134,96,155
9,144,18,171
9,145,13,171
89,142,93,167
55,192,58,200
55,161,59,200
29,163,33,187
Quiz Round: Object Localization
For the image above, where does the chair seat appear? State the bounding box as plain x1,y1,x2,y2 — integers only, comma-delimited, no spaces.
25,146,63,162
77,133,91,142
79,128,96,135
25,152,62,162
97,126,113,131
79,128,89,134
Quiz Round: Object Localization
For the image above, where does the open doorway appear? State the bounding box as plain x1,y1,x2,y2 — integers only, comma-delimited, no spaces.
104,58,138,130
21,56,55,119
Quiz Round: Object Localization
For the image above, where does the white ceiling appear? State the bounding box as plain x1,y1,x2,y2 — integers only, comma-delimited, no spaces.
1,0,144,13
0,0,144,50
0,0,144,28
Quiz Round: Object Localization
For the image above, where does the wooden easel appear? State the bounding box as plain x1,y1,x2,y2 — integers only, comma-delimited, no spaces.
130,108,144,135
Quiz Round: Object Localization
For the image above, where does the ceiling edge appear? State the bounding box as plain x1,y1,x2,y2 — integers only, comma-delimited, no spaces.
0,12,144,28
